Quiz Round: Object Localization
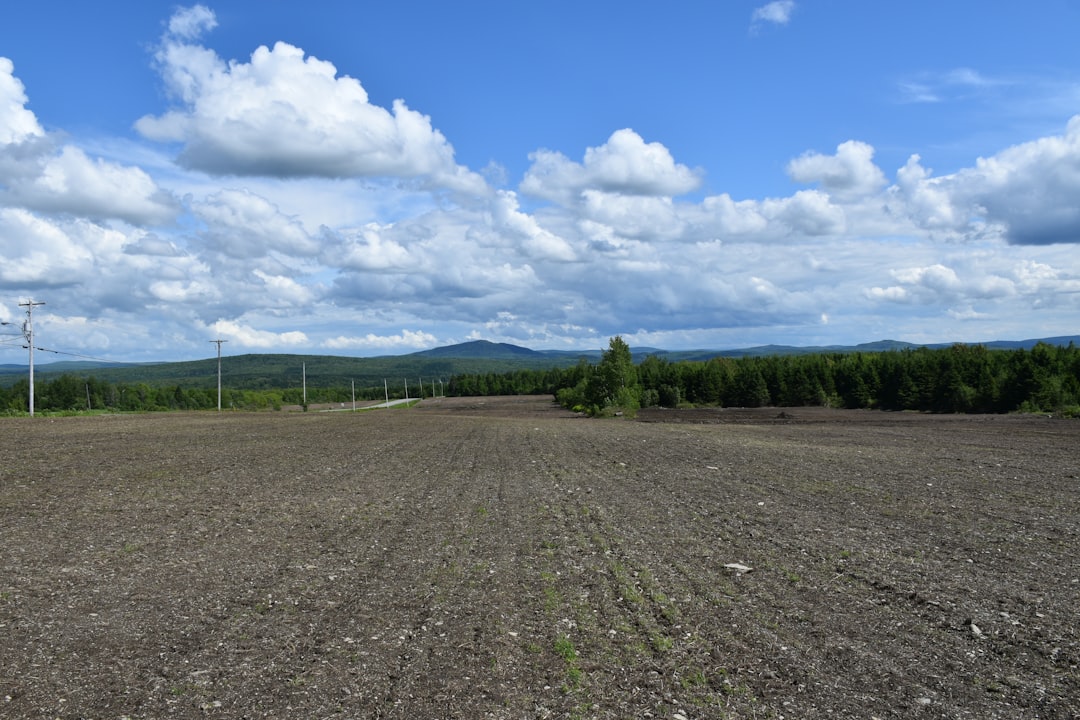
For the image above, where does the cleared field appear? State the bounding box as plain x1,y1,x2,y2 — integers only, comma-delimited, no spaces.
1,397,1077,719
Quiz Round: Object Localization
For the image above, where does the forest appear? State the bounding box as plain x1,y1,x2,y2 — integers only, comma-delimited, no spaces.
0,375,396,414
472,338,1080,417
1,339,1077,416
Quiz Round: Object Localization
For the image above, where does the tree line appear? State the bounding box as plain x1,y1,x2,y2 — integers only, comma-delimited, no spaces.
0,376,427,414
2,338,1077,416
453,337,1080,417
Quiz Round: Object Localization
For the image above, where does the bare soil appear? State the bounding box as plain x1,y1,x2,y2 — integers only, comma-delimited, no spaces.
1,397,1077,719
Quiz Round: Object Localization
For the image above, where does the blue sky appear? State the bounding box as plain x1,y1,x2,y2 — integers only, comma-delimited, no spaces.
1,1,1079,362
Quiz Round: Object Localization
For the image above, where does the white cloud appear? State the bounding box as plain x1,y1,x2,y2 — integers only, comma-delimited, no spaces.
788,140,887,201
136,9,486,195
891,264,962,292
897,67,1003,105
0,208,93,286
752,1,796,26
689,194,769,237
6,145,178,225
579,191,684,242
867,262,1019,308
762,190,846,236
149,278,220,304
521,129,701,204
0,57,44,144
882,115,1080,245
890,155,966,232
324,224,416,272
323,329,438,351
1012,259,1080,297
948,306,990,321
193,189,319,259
209,319,309,348
168,4,217,40
944,67,994,88
0,60,177,225
953,114,1080,244
490,190,577,261
251,269,315,306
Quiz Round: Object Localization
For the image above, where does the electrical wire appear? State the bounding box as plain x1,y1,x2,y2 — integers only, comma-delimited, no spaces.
31,346,132,364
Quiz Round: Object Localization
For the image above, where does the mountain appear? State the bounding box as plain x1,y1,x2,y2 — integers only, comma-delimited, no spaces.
414,339,546,359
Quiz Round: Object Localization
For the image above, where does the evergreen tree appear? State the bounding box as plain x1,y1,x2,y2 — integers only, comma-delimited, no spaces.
585,336,640,414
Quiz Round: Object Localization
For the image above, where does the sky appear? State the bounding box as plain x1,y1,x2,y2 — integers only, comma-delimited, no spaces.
1,1,1079,363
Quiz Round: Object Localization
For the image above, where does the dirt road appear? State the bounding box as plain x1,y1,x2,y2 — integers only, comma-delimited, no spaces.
1,398,1077,718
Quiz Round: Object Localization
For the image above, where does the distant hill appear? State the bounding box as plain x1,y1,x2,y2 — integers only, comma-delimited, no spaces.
1,335,1076,390
414,339,546,359
0,348,586,390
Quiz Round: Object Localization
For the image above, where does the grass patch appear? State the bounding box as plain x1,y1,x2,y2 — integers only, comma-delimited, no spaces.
554,634,584,690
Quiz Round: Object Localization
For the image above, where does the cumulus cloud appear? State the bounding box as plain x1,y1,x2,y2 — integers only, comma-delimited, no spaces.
490,191,576,261
1,59,178,225
0,57,44,144
136,7,486,195
318,201,562,329
762,190,846,236
886,115,1080,245
193,189,319,259
891,264,962,293
0,208,93,286
4,145,179,225
579,191,685,242
323,224,416,273
954,114,1080,244
866,262,1017,307
890,155,967,232
685,193,769,238
788,140,888,201
521,129,701,204
252,269,315,306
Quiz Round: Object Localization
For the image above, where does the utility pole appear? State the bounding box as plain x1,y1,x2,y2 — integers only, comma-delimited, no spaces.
19,300,45,417
209,339,227,410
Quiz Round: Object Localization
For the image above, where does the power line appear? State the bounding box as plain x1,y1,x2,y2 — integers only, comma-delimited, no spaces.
28,346,133,364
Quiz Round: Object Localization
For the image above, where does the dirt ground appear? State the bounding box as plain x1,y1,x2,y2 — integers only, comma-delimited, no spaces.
0,397,1077,719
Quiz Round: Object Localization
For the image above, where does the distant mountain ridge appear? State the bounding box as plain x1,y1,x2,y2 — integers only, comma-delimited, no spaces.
1,335,1077,389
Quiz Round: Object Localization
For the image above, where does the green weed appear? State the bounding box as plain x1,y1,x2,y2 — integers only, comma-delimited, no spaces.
554,634,584,690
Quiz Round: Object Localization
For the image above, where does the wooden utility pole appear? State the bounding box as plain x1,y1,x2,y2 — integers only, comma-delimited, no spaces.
209,339,227,410
20,300,45,417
